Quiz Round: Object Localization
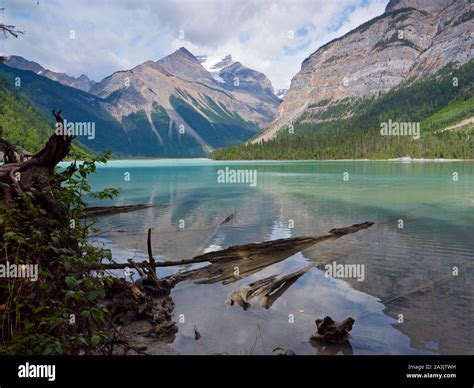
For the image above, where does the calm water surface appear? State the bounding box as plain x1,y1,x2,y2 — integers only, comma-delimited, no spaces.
77,159,473,355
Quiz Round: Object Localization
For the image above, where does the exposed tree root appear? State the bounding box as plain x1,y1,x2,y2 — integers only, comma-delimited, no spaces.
104,276,177,355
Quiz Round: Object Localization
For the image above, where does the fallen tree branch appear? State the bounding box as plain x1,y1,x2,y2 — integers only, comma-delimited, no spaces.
147,228,156,271
169,221,374,285
90,222,373,273
191,221,373,265
0,7,24,39
86,204,155,217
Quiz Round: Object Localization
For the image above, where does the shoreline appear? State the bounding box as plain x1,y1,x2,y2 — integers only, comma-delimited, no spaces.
55,157,473,167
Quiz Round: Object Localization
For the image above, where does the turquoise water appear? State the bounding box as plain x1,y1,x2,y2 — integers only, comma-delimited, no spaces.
79,159,474,355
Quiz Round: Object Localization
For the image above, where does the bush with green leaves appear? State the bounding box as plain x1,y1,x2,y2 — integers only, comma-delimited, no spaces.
0,153,119,355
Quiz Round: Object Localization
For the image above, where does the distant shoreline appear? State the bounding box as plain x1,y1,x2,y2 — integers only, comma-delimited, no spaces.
109,157,471,162
54,157,473,167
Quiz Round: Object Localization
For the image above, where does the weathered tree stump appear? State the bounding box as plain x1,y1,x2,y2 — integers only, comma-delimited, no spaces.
310,316,355,344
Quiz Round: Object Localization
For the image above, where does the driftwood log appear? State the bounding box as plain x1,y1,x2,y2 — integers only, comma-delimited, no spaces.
230,264,315,310
164,221,374,285
86,204,155,217
92,222,374,283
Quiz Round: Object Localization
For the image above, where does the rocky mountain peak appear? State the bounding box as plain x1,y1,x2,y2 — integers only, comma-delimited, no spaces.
155,47,214,85
218,61,280,104
171,47,199,61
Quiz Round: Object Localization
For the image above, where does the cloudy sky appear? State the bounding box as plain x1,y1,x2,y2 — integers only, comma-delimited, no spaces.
1,0,388,90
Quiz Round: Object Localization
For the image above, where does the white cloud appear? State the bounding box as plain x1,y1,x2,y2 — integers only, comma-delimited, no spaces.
1,0,388,90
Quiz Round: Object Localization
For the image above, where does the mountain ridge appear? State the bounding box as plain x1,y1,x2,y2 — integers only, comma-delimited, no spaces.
4,55,96,92
3,48,281,157
253,0,473,143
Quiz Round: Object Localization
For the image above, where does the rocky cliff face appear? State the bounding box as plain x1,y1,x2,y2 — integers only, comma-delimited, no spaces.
253,0,473,143
5,55,96,92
